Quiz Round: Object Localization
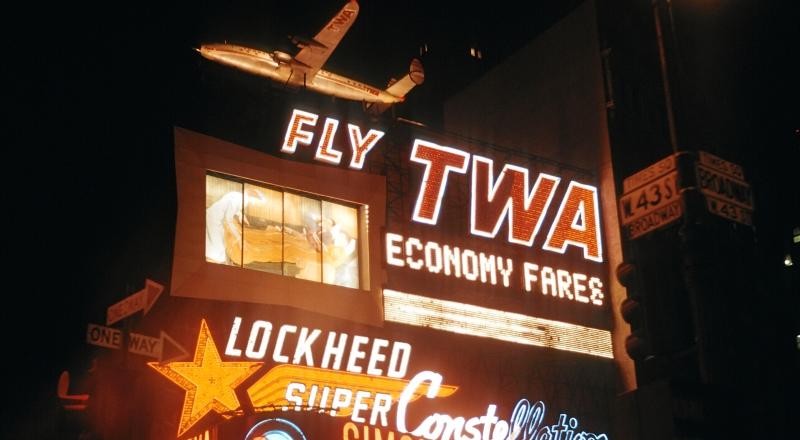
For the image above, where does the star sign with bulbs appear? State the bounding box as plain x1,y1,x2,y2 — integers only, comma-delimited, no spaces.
148,319,262,437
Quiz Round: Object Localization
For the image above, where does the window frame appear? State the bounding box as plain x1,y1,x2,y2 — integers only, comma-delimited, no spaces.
172,127,386,326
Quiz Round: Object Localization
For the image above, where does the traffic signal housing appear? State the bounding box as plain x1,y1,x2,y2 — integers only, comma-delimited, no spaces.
617,262,651,361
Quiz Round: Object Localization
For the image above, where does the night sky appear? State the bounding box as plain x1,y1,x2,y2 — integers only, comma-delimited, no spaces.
7,0,799,437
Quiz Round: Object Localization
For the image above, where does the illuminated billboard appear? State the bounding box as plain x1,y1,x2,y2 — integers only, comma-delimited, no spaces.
160,104,616,438
174,109,611,331
149,312,612,439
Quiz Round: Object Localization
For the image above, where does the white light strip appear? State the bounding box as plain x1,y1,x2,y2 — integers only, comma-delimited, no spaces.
383,289,613,359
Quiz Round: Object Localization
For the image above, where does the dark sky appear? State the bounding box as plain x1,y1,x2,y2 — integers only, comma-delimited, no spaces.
7,0,799,437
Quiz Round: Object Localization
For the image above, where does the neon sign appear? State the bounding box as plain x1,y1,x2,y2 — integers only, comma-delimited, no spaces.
280,109,603,263
148,320,262,437
224,317,412,376
384,234,605,308
388,371,608,440
410,141,603,263
282,109,385,169
152,318,458,436
151,319,610,437
276,108,610,349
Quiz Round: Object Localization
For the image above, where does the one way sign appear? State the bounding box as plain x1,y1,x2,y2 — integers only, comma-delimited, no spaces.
87,324,189,362
128,331,189,362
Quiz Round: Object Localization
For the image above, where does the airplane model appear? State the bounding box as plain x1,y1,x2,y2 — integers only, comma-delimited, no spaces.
197,0,424,113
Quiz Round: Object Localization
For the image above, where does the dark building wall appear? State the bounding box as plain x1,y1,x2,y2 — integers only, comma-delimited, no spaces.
442,0,636,397
443,0,609,172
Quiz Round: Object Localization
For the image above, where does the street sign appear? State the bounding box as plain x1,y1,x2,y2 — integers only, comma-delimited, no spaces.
87,324,189,361
620,154,682,239
696,165,753,210
619,171,679,225
698,151,745,181
128,332,162,358
87,323,123,350
128,331,190,361
705,195,753,226
624,200,682,239
695,151,754,226
106,279,164,326
622,154,676,193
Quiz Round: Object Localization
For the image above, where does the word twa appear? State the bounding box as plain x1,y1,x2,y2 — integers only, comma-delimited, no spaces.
280,109,603,263
411,140,603,263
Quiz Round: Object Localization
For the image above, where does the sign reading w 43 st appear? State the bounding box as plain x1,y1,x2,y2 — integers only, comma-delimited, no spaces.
619,155,682,239
619,171,679,224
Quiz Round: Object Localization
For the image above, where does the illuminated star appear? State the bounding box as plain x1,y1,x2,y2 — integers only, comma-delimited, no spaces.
149,319,262,437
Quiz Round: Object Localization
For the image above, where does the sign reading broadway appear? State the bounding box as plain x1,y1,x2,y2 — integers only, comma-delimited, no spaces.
619,154,681,239
696,151,753,226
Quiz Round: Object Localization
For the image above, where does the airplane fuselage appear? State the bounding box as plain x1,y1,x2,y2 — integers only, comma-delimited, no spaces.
199,44,403,104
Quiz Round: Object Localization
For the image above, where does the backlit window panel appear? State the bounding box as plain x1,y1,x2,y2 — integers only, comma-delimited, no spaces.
206,172,361,289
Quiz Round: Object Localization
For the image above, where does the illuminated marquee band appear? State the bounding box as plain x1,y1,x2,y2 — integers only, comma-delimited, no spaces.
383,289,612,359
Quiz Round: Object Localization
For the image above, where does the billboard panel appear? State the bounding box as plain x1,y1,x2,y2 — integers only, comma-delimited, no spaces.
159,103,616,438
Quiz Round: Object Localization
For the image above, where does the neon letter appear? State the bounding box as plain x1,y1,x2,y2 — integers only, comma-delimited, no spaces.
246,320,273,359
410,140,470,225
543,181,603,262
343,422,359,440
315,117,343,164
322,332,348,370
273,324,297,363
346,335,369,373
348,124,385,169
282,109,318,153
396,371,443,433
225,316,244,357
388,342,411,378
386,233,405,267
471,156,560,246
292,327,321,366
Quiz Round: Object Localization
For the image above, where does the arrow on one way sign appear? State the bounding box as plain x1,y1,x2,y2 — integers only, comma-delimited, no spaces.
128,331,190,362
106,279,164,326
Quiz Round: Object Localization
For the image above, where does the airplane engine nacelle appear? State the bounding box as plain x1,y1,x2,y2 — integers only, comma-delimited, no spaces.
273,51,293,64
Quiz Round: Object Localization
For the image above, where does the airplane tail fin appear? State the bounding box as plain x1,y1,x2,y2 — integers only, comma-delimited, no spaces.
367,58,424,115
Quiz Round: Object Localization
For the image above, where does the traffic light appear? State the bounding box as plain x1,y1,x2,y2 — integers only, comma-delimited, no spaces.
616,262,651,360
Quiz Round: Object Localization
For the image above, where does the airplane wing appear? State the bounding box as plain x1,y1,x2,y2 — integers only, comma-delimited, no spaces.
293,0,359,80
